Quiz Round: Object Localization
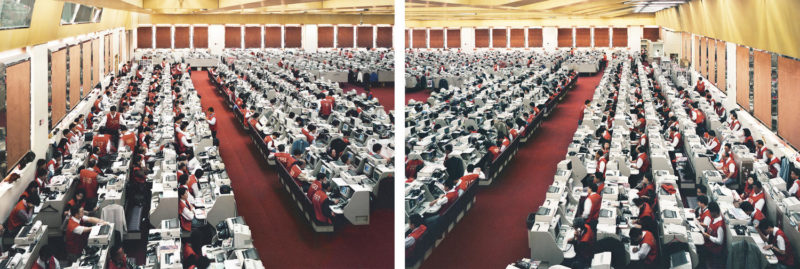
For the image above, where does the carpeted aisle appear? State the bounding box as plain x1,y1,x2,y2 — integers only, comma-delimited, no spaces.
405,89,432,104
421,71,605,269
191,71,393,268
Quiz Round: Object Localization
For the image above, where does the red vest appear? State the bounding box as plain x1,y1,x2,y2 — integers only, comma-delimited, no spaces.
698,207,711,224
320,99,333,116
748,191,765,209
587,193,601,223
794,180,800,199
93,134,111,156
409,225,427,241
121,132,137,151
725,157,738,179
79,169,99,198
312,190,332,224
693,109,705,124
710,137,721,153
730,120,741,131
752,209,765,223
7,200,27,232
187,175,198,196
578,224,596,259
177,132,187,153
106,112,121,130
65,217,89,255
302,129,315,143
704,218,725,254
639,203,655,221
179,199,192,231
641,231,659,264
308,181,322,201
289,165,302,179
207,113,217,132
457,174,480,191
597,157,607,175
637,153,650,173
489,146,500,160
769,229,796,266
768,157,780,178
757,146,767,160
274,152,292,166
32,256,58,269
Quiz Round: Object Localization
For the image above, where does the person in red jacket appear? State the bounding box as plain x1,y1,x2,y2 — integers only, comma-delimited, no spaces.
107,244,130,269
702,202,726,261
65,206,107,262
78,161,100,201
307,173,327,201
633,198,657,234
740,201,765,227
32,245,59,269
569,217,596,265
6,196,37,234
405,214,427,254
312,181,339,224
758,220,796,267
629,227,658,266
582,183,602,225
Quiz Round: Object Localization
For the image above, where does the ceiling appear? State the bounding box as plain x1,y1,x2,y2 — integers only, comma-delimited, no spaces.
406,0,690,21
55,0,394,15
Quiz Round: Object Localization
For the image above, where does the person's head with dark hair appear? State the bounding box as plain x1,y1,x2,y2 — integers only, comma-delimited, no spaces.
708,130,716,137
697,195,709,209
316,173,327,182
87,159,97,169
443,180,455,191
277,144,286,152
697,184,708,196
708,202,721,217
757,140,764,147
178,174,189,185
743,128,751,137
752,180,763,192
740,201,754,215
757,219,775,235
321,180,331,192
70,205,84,218
194,169,204,178
629,227,643,243
588,183,598,193
372,143,383,154
110,106,117,112
637,146,645,154
178,187,188,200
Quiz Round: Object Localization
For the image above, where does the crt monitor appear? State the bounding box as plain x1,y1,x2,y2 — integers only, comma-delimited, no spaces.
363,162,373,176
340,186,351,198
356,132,367,144
341,123,350,132
321,164,333,179
242,248,260,260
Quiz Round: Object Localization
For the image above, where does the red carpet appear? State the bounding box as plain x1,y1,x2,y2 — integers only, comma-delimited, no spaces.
340,82,395,112
191,72,393,268
421,71,605,268
405,89,432,104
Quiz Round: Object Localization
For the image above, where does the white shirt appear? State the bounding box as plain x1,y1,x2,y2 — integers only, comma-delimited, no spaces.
633,231,652,260
181,134,194,147
772,228,787,252
70,216,90,234
582,195,593,219
670,133,681,148
708,217,724,245
706,138,719,152
788,180,799,196
180,199,194,220
207,116,216,126
750,191,765,211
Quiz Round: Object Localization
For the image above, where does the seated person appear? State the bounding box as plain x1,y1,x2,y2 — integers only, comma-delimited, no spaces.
273,145,294,166
456,165,485,194
739,201,765,227
757,220,795,268
635,176,655,200
701,202,725,260
632,198,657,234
307,173,328,201
405,214,427,254
311,181,339,224
32,245,59,269
719,151,738,185
569,217,596,266
740,180,765,212
6,196,38,234
629,227,658,266
107,244,131,269
178,188,195,232
65,206,107,262
695,195,711,230
66,189,94,215
788,168,800,199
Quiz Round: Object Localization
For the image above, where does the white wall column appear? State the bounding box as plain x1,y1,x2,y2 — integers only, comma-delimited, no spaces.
208,25,225,55
725,41,738,108
28,45,48,157
302,24,318,51
460,27,475,50
542,27,557,51
628,26,642,52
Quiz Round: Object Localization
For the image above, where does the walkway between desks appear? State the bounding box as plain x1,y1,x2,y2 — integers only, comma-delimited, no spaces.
421,70,605,269
190,71,393,268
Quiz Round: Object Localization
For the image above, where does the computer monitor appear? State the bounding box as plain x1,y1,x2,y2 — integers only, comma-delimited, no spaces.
242,248,260,260
340,186,351,198
356,132,367,144
306,154,316,167
321,164,332,179
363,162,373,176
341,123,350,132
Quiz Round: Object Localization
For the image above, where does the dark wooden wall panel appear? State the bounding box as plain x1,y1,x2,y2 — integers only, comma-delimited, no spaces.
575,28,590,47
716,40,726,92
193,27,208,48
5,61,31,169
447,28,460,48
81,42,90,96
778,56,800,148
225,26,241,48
51,49,67,128
405,29,409,48
612,27,627,47
69,45,80,109
92,39,99,85
528,28,542,47
557,28,572,47
356,26,373,48
137,27,152,49
492,28,507,48
412,29,426,48
337,26,354,48
318,26,334,48
475,28,489,48
265,27,281,48
284,26,301,48
753,50,772,128
736,46,750,109
244,26,261,48
174,27,190,48
509,28,524,48
377,27,392,48
429,29,444,48
155,26,170,48
594,28,609,47
643,27,660,42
